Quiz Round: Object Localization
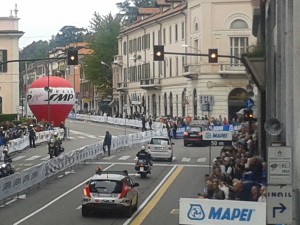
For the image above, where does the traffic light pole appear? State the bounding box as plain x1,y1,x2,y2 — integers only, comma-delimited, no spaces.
164,51,242,61
0,57,66,66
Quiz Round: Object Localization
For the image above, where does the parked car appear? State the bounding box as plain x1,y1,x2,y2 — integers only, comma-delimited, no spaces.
82,170,139,218
183,125,207,146
147,136,174,161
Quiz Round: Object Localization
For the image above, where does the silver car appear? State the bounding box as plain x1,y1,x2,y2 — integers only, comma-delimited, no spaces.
82,170,139,218
147,136,174,162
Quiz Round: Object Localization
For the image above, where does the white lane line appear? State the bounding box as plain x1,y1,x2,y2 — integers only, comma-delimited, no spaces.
182,157,190,162
25,155,42,161
118,156,131,160
123,166,178,225
197,158,206,163
13,156,26,161
13,164,115,225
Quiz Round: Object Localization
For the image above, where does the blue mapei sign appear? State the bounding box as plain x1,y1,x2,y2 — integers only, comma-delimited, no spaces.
179,198,266,225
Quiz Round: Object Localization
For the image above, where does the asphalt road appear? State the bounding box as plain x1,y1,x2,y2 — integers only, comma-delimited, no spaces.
1,119,223,225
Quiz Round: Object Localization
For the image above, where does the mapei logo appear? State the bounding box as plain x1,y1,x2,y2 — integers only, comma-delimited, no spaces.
187,204,255,222
188,204,205,220
205,133,212,139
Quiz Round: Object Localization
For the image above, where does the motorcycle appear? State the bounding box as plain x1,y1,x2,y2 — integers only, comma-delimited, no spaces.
48,138,64,159
0,159,15,178
135,158,151,178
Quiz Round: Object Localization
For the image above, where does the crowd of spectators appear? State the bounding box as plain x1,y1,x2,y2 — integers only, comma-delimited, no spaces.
0,121,57,147
199,127,266,202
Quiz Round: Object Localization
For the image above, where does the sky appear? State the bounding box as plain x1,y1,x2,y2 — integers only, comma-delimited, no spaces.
0,1,121,49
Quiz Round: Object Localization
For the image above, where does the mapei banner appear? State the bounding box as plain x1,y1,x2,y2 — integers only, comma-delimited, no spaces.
179,198,266,225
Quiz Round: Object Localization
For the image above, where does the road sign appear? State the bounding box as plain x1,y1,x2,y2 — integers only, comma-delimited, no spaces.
267,185,293,224
267,146,292,184
204,140,232,146
202,131,232,141
244,98,254,109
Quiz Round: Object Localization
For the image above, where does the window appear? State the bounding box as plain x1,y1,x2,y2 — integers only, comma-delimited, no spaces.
133,38,137,52
230,37,248,65
230,19,248,29
163,28,166,44
175,24,178,42
123,42,127,55
0,50,7,72
181,22,185,40
194,22,199,32
129,40,133,54
175,57,178,76
152,31,155,46
138,37,142,51
169,26,172,44
169,58,172,77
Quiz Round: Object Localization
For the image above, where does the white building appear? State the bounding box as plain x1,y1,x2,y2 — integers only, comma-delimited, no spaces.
0,5,23,114
112,0,256,120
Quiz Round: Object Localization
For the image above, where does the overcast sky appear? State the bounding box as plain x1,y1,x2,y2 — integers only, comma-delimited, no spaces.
0,1,121,49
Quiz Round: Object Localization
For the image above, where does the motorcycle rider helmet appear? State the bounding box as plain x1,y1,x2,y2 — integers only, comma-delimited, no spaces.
53,131,58,137
141,145,146,152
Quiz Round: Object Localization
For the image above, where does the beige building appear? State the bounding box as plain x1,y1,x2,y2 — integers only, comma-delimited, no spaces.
0,5,23,114
113,0,256,120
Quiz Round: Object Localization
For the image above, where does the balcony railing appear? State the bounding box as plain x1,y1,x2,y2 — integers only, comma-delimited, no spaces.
113,55,123,65
182,64,199,79
140,78,161,90
117,82,128,92
218,64,246,76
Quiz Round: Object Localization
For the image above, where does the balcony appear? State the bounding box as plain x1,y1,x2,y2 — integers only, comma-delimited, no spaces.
140,78,161,90
218,64,246,77
113,55,123,65
182,65,199,80
117,82,128,92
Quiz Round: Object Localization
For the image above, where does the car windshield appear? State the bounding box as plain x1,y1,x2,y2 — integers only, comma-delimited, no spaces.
150,138,169,145
188,127,202,132
89,180,123,194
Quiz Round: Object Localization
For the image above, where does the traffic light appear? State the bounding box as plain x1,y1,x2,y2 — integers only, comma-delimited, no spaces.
153,45,164,61
67,49,78,65
208,48,218,63
244,109,254,121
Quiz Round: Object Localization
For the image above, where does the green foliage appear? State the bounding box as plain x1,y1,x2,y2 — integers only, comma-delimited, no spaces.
49,26,88,49
117,0,155,25
83,13,121,97
19,40,49,72
0,114,18,123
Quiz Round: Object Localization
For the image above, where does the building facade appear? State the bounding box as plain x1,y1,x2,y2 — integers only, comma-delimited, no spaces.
0,6,24,115
113,0,256,120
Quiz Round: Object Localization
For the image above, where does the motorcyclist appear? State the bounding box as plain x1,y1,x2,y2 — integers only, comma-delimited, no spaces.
48,131,62,156
2,147,12,164
136,145,153,166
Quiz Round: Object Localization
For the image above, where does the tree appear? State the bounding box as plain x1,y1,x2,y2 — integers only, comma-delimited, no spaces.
19,40,49,72
49,26,88,49
117,0,155,25
83,13,121,97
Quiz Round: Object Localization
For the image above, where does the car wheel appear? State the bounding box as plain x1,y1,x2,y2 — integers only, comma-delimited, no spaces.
82,205,89,217
124,201,133,218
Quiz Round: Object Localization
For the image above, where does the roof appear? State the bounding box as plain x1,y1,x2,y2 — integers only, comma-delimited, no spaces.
138,8,160,15
91,170,129,181
120,2,187,34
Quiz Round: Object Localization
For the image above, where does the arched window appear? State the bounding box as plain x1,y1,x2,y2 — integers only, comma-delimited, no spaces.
194,22,199,32
230,19,248,29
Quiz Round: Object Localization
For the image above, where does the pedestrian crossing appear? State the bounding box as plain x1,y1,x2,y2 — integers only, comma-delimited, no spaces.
12,154,208,163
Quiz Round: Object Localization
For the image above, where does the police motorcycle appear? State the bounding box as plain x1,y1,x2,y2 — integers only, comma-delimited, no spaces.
0,147,15,178
135,146,152,178
48,132,64,159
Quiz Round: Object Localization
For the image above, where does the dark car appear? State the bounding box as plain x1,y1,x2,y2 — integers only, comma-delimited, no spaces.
183,125,207,146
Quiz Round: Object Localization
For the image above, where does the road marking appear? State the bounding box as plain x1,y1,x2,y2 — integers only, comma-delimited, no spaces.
181,157,190,162
13,156,26,161
13,164,116,225
119,156,131,160
197,158,206,163
41,156,50,161
25,155,41,161
125,166,183,225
